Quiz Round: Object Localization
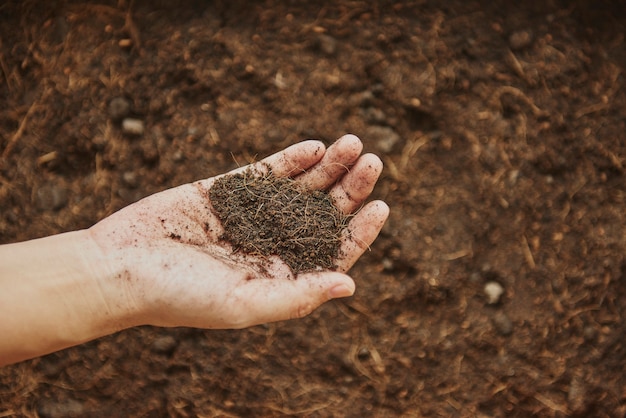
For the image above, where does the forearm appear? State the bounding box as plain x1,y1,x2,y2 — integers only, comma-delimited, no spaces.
0,230,133,366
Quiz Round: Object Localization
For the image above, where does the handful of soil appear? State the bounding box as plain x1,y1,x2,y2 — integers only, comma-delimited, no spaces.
208,169,348,274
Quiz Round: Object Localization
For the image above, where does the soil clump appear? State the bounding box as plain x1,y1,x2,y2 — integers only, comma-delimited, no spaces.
208,169,347,274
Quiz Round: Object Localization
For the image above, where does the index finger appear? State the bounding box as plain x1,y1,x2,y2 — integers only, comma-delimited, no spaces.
295,134,363,190
244,140,327,178
197,140,327,190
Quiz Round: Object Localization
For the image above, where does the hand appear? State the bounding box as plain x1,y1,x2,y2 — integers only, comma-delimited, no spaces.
89,134,389,329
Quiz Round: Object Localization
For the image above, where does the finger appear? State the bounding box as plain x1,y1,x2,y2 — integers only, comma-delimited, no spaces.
232,272,356,327
329,153,383,214
295,134,363,190
233,140,327,178
335,200,389,273
193,140,326,196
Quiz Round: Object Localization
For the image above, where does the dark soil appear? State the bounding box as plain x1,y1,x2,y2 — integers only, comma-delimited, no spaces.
2,0,626,417
208,168,346,274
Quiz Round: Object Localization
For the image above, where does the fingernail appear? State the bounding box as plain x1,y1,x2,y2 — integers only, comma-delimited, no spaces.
328,284,354,299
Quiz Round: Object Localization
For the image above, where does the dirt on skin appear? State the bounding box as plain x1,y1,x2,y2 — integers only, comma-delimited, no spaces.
208,168,346,274
1,0,626,417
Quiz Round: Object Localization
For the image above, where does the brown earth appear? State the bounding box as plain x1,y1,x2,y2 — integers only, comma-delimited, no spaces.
1,0,626,416
208,169,346,274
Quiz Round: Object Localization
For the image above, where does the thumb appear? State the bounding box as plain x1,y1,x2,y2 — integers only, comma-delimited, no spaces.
286,272,356,320
236,272,356,327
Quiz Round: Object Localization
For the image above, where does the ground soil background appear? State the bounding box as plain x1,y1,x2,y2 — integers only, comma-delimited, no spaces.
1,0,626,416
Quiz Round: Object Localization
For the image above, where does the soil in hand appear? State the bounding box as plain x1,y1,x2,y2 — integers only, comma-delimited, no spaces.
208,168,348,274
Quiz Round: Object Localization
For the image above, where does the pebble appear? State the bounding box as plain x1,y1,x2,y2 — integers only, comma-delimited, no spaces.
357,347,370,359
469,272,481,284
108,97,131,120
492,311,513,336
36,182,68,211
266,127,283,142
172,150,184,162
37,399,84,418
151,335,178,354
484,281,504,304
122,171,139,188
187,126,201,140
583,325,597,341
366,125,400,153
507,169,520,186
317,34,337,55
361,107,387,124
117,187,142,203
381,257,394,271
348,90,374,107
509,30,533,50
122,118,145,136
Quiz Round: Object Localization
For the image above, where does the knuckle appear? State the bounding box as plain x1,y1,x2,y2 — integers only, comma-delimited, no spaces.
293,302,315,319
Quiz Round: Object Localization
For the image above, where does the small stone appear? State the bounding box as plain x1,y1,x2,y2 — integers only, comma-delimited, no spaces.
118,38,133,48
108,97,131,120
583,325,597,341
187,126,201,140
317,34,337,55
122,118,145,136
469,272,481,284
484,281,504,304
361,107,387,124
266,127,283,142
382,257,394,271
38,398,84,418
172,150,184,162
366,125,400,154
151,335,177,354
117,188,143,203
509,30,533,50
508,169,520,186
348,90,374,107
122,171,138,188
492,311,513,336
357,347,370,359
36,183,68,211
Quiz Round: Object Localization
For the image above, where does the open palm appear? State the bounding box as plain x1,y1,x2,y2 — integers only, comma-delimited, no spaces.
89,135,389,330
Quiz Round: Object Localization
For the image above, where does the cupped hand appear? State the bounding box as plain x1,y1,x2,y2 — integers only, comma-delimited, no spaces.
89,134,389,329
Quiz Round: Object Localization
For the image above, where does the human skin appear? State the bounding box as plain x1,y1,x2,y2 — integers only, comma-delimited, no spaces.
0,134,389,366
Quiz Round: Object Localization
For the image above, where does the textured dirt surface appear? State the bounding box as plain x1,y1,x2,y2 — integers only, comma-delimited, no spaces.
209,169,346,274
1,1,626,416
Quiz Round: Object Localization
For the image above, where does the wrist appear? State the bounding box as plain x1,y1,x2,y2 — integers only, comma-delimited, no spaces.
83,227,143,330
0,229,137,365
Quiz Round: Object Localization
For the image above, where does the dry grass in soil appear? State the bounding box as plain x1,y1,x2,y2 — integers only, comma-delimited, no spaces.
208,168,348,274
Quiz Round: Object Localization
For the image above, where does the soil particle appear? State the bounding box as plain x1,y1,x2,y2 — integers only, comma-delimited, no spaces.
108,97,131,121
122,118,145,136
208,168,347,274
37,399,84,418
151,335,178,355
508,30,534,50
316,34,338,56
492,311,514,336
484,281,505,305
36,182,69,211
367,125,401,153
122,171,139,188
